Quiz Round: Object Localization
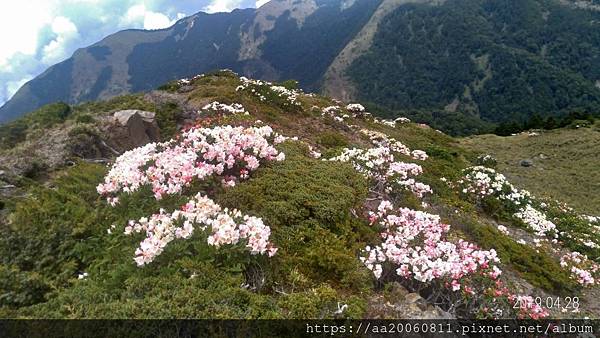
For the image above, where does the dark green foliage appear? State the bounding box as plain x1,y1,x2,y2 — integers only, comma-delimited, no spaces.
0,266,50,307
260,0,382,89
278,80,299,91
155,102,182,140
75,114,94,124
460,220,577,295
21,161,48,179
0,119,27,149
494,110,596,135
1,144,373,318
25,102,71,128
348,0,600,134
74,94,154,115
495,121,525,136
317,131,349,148
0,163,107,307
157,81,182,93
218,143,374,291
544,206,600,261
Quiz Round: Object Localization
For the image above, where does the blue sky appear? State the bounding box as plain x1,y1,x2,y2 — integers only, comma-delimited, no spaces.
0,0,267,106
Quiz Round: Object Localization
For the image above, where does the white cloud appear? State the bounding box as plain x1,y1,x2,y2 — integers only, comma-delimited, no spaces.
123,4,180,30
7,77,32,98
203,0,245,13
41,16,80,65
0,0,259,108
144,11,173,30
256,0,270,8
0,1,52,66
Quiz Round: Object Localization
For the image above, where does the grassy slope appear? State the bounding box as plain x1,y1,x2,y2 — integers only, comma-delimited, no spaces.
460,123,600,215
0,72,596,319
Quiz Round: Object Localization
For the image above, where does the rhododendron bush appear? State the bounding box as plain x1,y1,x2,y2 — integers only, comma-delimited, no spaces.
236,76,302,110
98,124,284,265
326,124,546,318
455,166,600,287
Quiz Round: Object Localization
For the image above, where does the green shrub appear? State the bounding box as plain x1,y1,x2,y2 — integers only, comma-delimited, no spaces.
277,284,338,318
27,102,72,128
75,114,94,124
424,145,456,161
278,80,299,91
0,265,50,307
317,131,349,149
461,221,577,295
0,120,28,149
157,81,182,93
218,143,374,291
155,102,182,140
22,161,48,179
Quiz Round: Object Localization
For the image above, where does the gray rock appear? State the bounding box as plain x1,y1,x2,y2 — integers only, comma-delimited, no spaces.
113,110,156,125
520,159,533,167
109,110,161,149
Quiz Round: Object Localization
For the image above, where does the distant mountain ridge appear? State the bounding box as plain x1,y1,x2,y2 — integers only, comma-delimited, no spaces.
2,0,600,134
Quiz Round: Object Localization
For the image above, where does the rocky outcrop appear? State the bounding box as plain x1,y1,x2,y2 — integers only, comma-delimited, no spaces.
105,110,160,151
367,282,455,319
238,0,319,61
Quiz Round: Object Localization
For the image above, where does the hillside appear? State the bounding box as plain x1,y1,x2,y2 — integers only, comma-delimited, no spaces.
0,71,598,320
460,123,600,215
3,0,600,135
0,0,380,124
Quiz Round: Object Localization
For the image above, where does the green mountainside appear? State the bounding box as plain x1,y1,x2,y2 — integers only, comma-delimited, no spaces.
349,0,600,134
2,0,600,135
0,71,598,320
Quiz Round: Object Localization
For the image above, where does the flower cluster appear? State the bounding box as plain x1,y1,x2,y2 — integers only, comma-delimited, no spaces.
346,103,365,113
330,125,547,318
509,295,550,320
321,106,350,122
475,154,498,167
202,101,249,115
560,252,599,286
270,85,301,107
361,201,502,291
457,166,557,238
513,205,558,239
360,129,428,161
98,125,285,199
373,117,411,128
99,124,285,265
456,166,600,289
236,77,302,107
125,193,277,266
328,147,431,198
177,74,205,86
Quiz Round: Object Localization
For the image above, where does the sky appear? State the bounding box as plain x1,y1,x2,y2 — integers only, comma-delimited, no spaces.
0,0,267,106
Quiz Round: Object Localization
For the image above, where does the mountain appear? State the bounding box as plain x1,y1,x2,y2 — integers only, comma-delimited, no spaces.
0,70,598,320
2,0,600,134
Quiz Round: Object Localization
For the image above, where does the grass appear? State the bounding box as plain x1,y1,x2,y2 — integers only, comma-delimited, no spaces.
460,123,600,215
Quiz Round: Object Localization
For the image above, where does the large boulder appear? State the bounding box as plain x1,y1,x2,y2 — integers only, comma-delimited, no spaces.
108,110,160,151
